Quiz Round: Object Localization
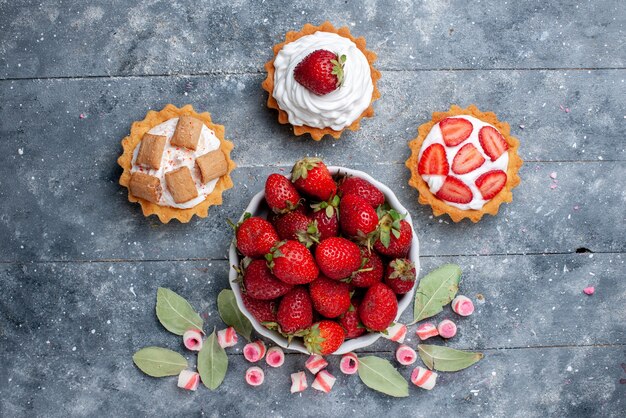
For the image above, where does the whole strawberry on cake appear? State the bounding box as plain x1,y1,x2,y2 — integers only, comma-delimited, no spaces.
230,157,417,354
406,105,523,222
262,22,381,140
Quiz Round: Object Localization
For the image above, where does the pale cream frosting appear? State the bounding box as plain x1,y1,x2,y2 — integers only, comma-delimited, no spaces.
131,118,221,209
272,31,373,131
419,115,509,210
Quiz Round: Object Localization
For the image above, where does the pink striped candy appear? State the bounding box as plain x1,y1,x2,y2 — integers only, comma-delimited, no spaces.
217,327,238,348
311,370,336,393
437,319,457,339
177,370,200,391
416,322,439,340
340,352,359,375
243,340,267,362
395,344,417,366
182,329,203,351
266,346,285,368
451,295,474,316
382,323,407,343
411,366,437,390
305,354,328,374
290,371,308,393
245,366,265,386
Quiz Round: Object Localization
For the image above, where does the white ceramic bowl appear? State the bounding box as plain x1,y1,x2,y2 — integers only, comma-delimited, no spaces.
229,166,420,355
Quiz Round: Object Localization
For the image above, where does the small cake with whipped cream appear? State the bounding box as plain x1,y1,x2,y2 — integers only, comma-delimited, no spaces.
262,22,381,140
118,104,236,223
406,105,523,223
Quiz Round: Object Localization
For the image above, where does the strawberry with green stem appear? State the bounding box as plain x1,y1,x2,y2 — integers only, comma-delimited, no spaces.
384,258,417,295
293,50,346,96
373,207,413,258
304,320,346,355
265,173,301,214
310,195,340,240
291,158,337,202
266,286,313,340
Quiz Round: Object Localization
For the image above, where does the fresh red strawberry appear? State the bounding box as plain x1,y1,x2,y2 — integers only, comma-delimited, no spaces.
479,126,509,161
358,283,398,331
274,286,313,335
231,214,279,259
373,209,413,258
266,240,319,285
273,210,320,248
293,50,346,96
350,248,383,288
338,177,385,208
291,158,337,201
242,293,278,323
265,173,301,214
339,299,365,339
315,237,362,280
303,320,346,355
452,143,485,174
310,207,338,241
240,258,292,300
309,275,351,318
418,143,449,175
440,117,473,147
340,194,378,238
435,176,473,204
384,258,417,295
475,170,507,199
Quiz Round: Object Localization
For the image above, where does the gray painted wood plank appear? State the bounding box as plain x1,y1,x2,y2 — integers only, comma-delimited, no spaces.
0,161,623,262
0,254,623,350
1,346,624,417
0,257,624,417
1,71,625,166
1,0,624,79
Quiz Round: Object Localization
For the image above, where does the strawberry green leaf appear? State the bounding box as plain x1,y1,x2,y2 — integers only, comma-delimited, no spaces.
217,289,252,341
197,329,228,390
155,287,203,336
410,264,462,324
357,356,409,397
417,344,483,372
132,347,188,377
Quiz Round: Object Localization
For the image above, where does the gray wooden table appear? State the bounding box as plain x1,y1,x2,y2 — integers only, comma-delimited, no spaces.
1,1,625,417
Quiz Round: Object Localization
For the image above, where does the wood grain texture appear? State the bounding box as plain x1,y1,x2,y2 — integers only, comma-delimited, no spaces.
0,0,624,78
0,0,624,416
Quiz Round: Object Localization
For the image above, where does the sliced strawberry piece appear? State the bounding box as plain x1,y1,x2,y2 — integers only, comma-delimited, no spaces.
452,143,485,175
479,126,509,161
440,118,473,147
475,170,507,200
418,143,449,175
435,176,473,204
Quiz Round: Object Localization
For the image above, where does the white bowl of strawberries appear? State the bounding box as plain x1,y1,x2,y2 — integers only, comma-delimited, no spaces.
229,158,420,355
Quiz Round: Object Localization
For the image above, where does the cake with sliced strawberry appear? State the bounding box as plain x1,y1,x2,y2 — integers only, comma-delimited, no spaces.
261,21,381,140
406,105,523,222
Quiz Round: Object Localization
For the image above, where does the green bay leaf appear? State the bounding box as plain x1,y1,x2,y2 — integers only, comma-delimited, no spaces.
217,289,252,341
411,264,462,324
132,346,188,377
197,329,228,390
417,344,483,372
357,356,409,397
155,287,203,336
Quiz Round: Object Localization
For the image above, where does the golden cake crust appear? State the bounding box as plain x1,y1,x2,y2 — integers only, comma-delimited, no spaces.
405,105,523,223
118,104,236,223
261,21,381,141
